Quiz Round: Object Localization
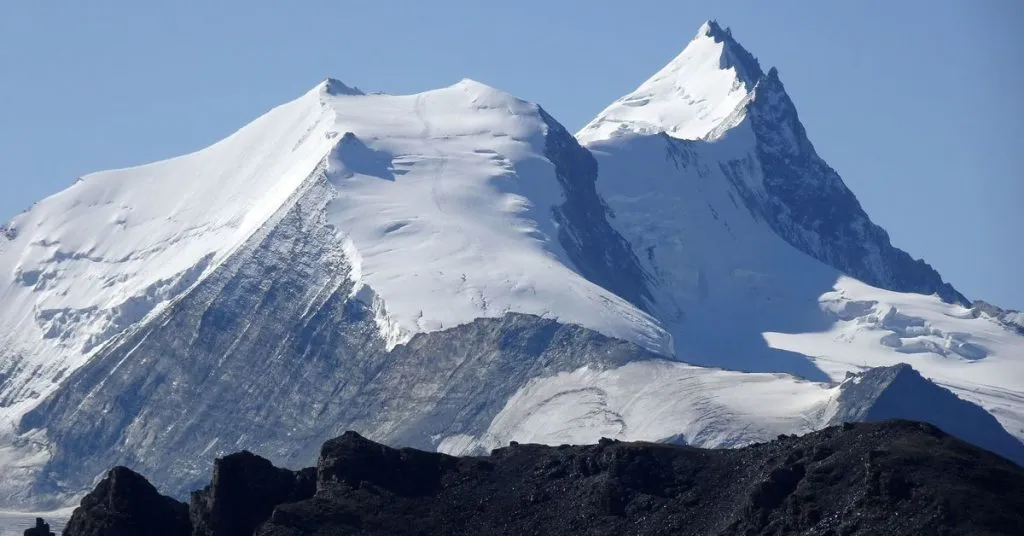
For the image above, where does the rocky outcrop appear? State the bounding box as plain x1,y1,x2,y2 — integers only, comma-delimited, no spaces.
189,451,315,536
972,300,1024,335
22,518,54,536
61,466,190,536
826,364,1024,466
61,421,1024,536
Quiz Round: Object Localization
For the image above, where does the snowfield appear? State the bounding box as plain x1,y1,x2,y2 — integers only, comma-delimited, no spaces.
319,79,669,353
773,276,1024,438
438,360,833,454
440,279,1024,455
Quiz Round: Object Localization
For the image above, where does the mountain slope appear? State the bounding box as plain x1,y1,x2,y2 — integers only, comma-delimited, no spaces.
0,81,334,417
824,364,1024,465
0,77,672,423
0,78,671,507
313,80,667,350
575,21,1023,438
578,21,964,304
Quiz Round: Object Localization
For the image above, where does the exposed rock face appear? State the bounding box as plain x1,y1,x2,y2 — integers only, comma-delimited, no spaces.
972,300,1024,335
826,364,1024,466
61,421,1024,536
61,467,190,536
746,67,966,305
189,451,315,536
539,109,654,311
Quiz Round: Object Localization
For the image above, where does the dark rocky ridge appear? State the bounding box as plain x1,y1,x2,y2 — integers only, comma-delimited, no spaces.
61,466,190,536
746,67,965,305
22,518,55,536
60,420,1024,536
540,107,655,311
189,452,315,536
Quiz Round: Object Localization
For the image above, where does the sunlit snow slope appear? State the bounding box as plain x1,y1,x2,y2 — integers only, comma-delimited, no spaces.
0,83,331,414
578,21,762,142
317,80,667,351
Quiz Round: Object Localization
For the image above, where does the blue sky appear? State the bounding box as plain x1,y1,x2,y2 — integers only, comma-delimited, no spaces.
1,1,1021,308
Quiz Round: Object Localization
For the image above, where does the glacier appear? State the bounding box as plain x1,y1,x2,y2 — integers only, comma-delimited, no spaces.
0,20,1021,511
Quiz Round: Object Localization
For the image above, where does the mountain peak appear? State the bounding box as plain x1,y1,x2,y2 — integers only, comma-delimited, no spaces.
576,21,766,144
701,22,764,87
451,77,520,101
453,77,493,90
319,77,363,96
698,19,730,39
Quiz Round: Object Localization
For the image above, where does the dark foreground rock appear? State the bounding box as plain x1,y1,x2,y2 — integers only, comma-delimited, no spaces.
61,466,189,536
62,421,1024,536
189,451,315,536
23,517,54,536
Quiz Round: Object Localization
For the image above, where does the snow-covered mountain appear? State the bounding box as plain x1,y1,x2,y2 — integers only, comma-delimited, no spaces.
0,78,668,506
0,21,1020,509
571,21,1023,436
578,21,964,304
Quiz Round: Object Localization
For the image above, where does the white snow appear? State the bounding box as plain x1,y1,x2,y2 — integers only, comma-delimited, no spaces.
577,21,757,144
447,272,1024,453
578,120,1024,446
0,81,345,503
439,360,833,454
318,79,669,353
442,116,1023,453
767,276,1024,438
0,81,335,422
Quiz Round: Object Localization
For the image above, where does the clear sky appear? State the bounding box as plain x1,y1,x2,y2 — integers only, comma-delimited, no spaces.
1,1,1021,308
